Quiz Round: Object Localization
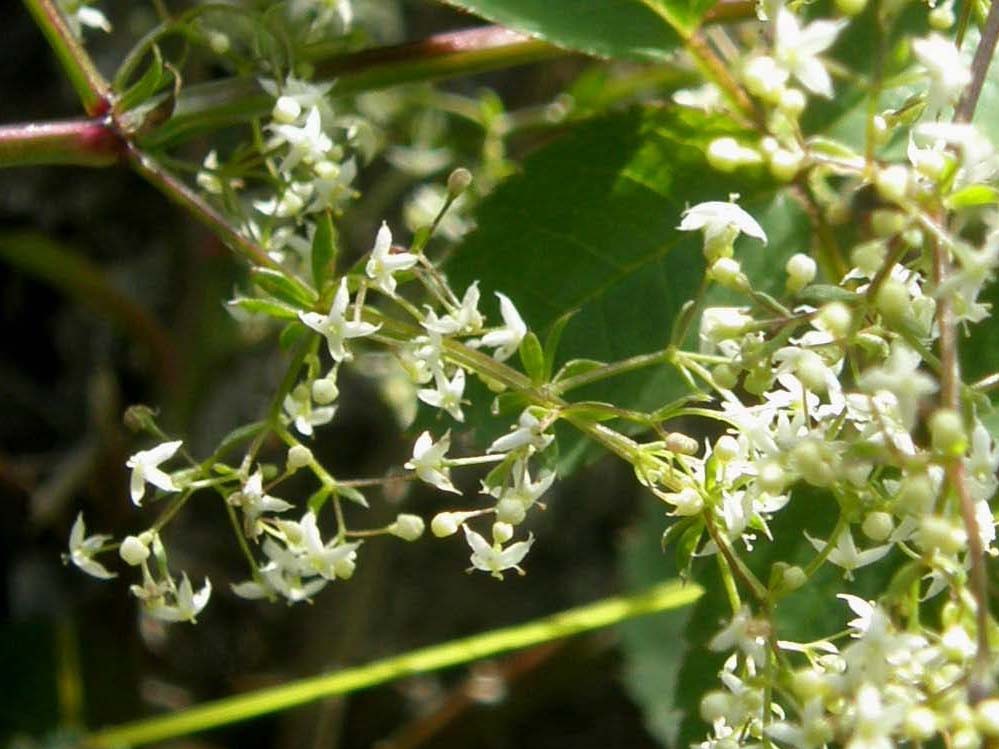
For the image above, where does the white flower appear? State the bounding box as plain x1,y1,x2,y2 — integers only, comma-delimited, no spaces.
405,431,460,494
283,386,336,437
679,200,767,258
463,526,534,579
484,459,556,521
709,606,768,666
229,469,294,533
126,440,183,506
487,409,554,455
912,34,971,112
806,528,890,579
297,512,361,580
474,292,526,362
417,367,466,421
147,573,212,623
774,9,846,97
858,341,937,430
66,513,116,579
423,282,484,336
299,277,381,362
365,222,418,296
267,107,332,173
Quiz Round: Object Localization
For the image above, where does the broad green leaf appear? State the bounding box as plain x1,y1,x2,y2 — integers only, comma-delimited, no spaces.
441,0,711,62
447,106,799,470
518,331,546,383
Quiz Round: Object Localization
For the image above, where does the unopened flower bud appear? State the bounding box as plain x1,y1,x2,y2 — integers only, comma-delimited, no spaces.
852,240,887,276
792,440,838,487
785,253,817,293
119,535,150,566
334,556,356,580
495,498,527,525
700,691,730,722
929,2,956,29
123,405,157,433
796,350,829,393
492,522,514,544
314,160,340,179
781,564,807,591
712,363,740,390
835,0,867,13
975,699,999,737
817,302,852,339
272,95,302,124
792,668,825,699
665,432,699,456
875,278,910,325
904,707,938,740
779,88,807,117
447,167,473,196
895,472,936,515
707,137,763,172
870,209,906,237
312,378,339,405
709,257,748,290
875,164,910,204
952,728,982,749
769,148,803,181
207,31,230,54
917,515,966,554
714,435,740,462
743,56,786,101
388,513,425,541
663,487,704,515
757,460,786,495
287,444,313,471
930,409,967,456
431,512,461,537
862,511,894,542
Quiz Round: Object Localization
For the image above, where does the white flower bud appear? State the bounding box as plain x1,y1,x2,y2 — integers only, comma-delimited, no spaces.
743,56,787,101
975,699,999,737
779,88,807,117
447,167,473,196
952,728,982,749
851,240,887,275
388,513,425,541
870,209,906,237
272,95,302,125
707,137,763,172
793,440,838,487
929,2,956,29
334,556,356,580
712,363,739,389
208,31,230,54
796,350,829,393
875,164,910,204
312,378,339,405
663,487,704,515
757,460,786,495
904,707,938,740
665,432,700,456
709,257,748,290
496,498,527,525
875,278,910,325
785,253,817,293
781,565,807,591
791,668,825,699
431,512,461,537
119,535,150,566
769,148,803,181
700,691,730,722
287,444,313,471
714,435,740,462
492,522,514,544
916,515,966,554
314,160,340,179
817,302,852,339
930,408,967,456
862,511,894,542
895,473,936,515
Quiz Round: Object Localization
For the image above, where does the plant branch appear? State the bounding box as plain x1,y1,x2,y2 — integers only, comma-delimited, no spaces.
124,143,279,270
140,26,563,148
954,0,999,123
22,0,111,116
83,580,703,748
0,119,122,168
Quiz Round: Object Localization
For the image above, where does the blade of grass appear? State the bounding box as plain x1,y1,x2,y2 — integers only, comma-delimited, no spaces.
84,579,702,748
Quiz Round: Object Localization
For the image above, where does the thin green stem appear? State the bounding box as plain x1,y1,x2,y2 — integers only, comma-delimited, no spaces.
83,580,703,748
954,0,999,123
22,0,111,116
553,350,672,394
0,119,122,168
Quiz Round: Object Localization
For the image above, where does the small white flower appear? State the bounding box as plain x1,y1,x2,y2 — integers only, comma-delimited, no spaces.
365,222,418,296
774,9,847,97
267,107,332,173
487,409,554,455
679,200,768,248
147,573,212,623
417,367,466,422
423,282,484,336
474,292,526,362
463,525,534,579
709,606,768,666
298,512,361,580
283,386,336,437
912,34,972,112
66,512,116,579
806,528,890,579
299,278,381,362
229,469,294,533
858,341,937,430
405,431,460,494
126,440,183,506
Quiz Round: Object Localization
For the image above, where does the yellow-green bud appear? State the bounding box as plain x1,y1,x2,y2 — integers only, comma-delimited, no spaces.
447,167,473,196
287,444,313,471
862,511,894,542
388,513,425,541
930,408,967,456
119,535,150,566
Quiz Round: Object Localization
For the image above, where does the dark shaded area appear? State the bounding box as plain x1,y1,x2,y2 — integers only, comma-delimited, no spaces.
1,3,671,748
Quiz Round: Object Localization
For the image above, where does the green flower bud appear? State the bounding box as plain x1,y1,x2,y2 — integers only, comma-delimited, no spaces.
862,511,894,542
312,378,339,405
835,0,868,16
904,707,938,741
119,535,150,566
785,253,817,293
875,278,911,326
431,512,461,537
447,167,473,196
287,444,313,471
875,164,910,204
930,408,967,456
496,498,527,525
388,513,425,542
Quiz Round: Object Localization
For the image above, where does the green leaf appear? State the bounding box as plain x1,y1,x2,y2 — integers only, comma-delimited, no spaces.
553,358,606,383
440,0,708,62
311,211,338,289
334,484,369,508
945,184,999,209
448,106,787,469
543,309,577,380
251,268,318,309
518,331,546,383
227,296,301,320
117,45,167,112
